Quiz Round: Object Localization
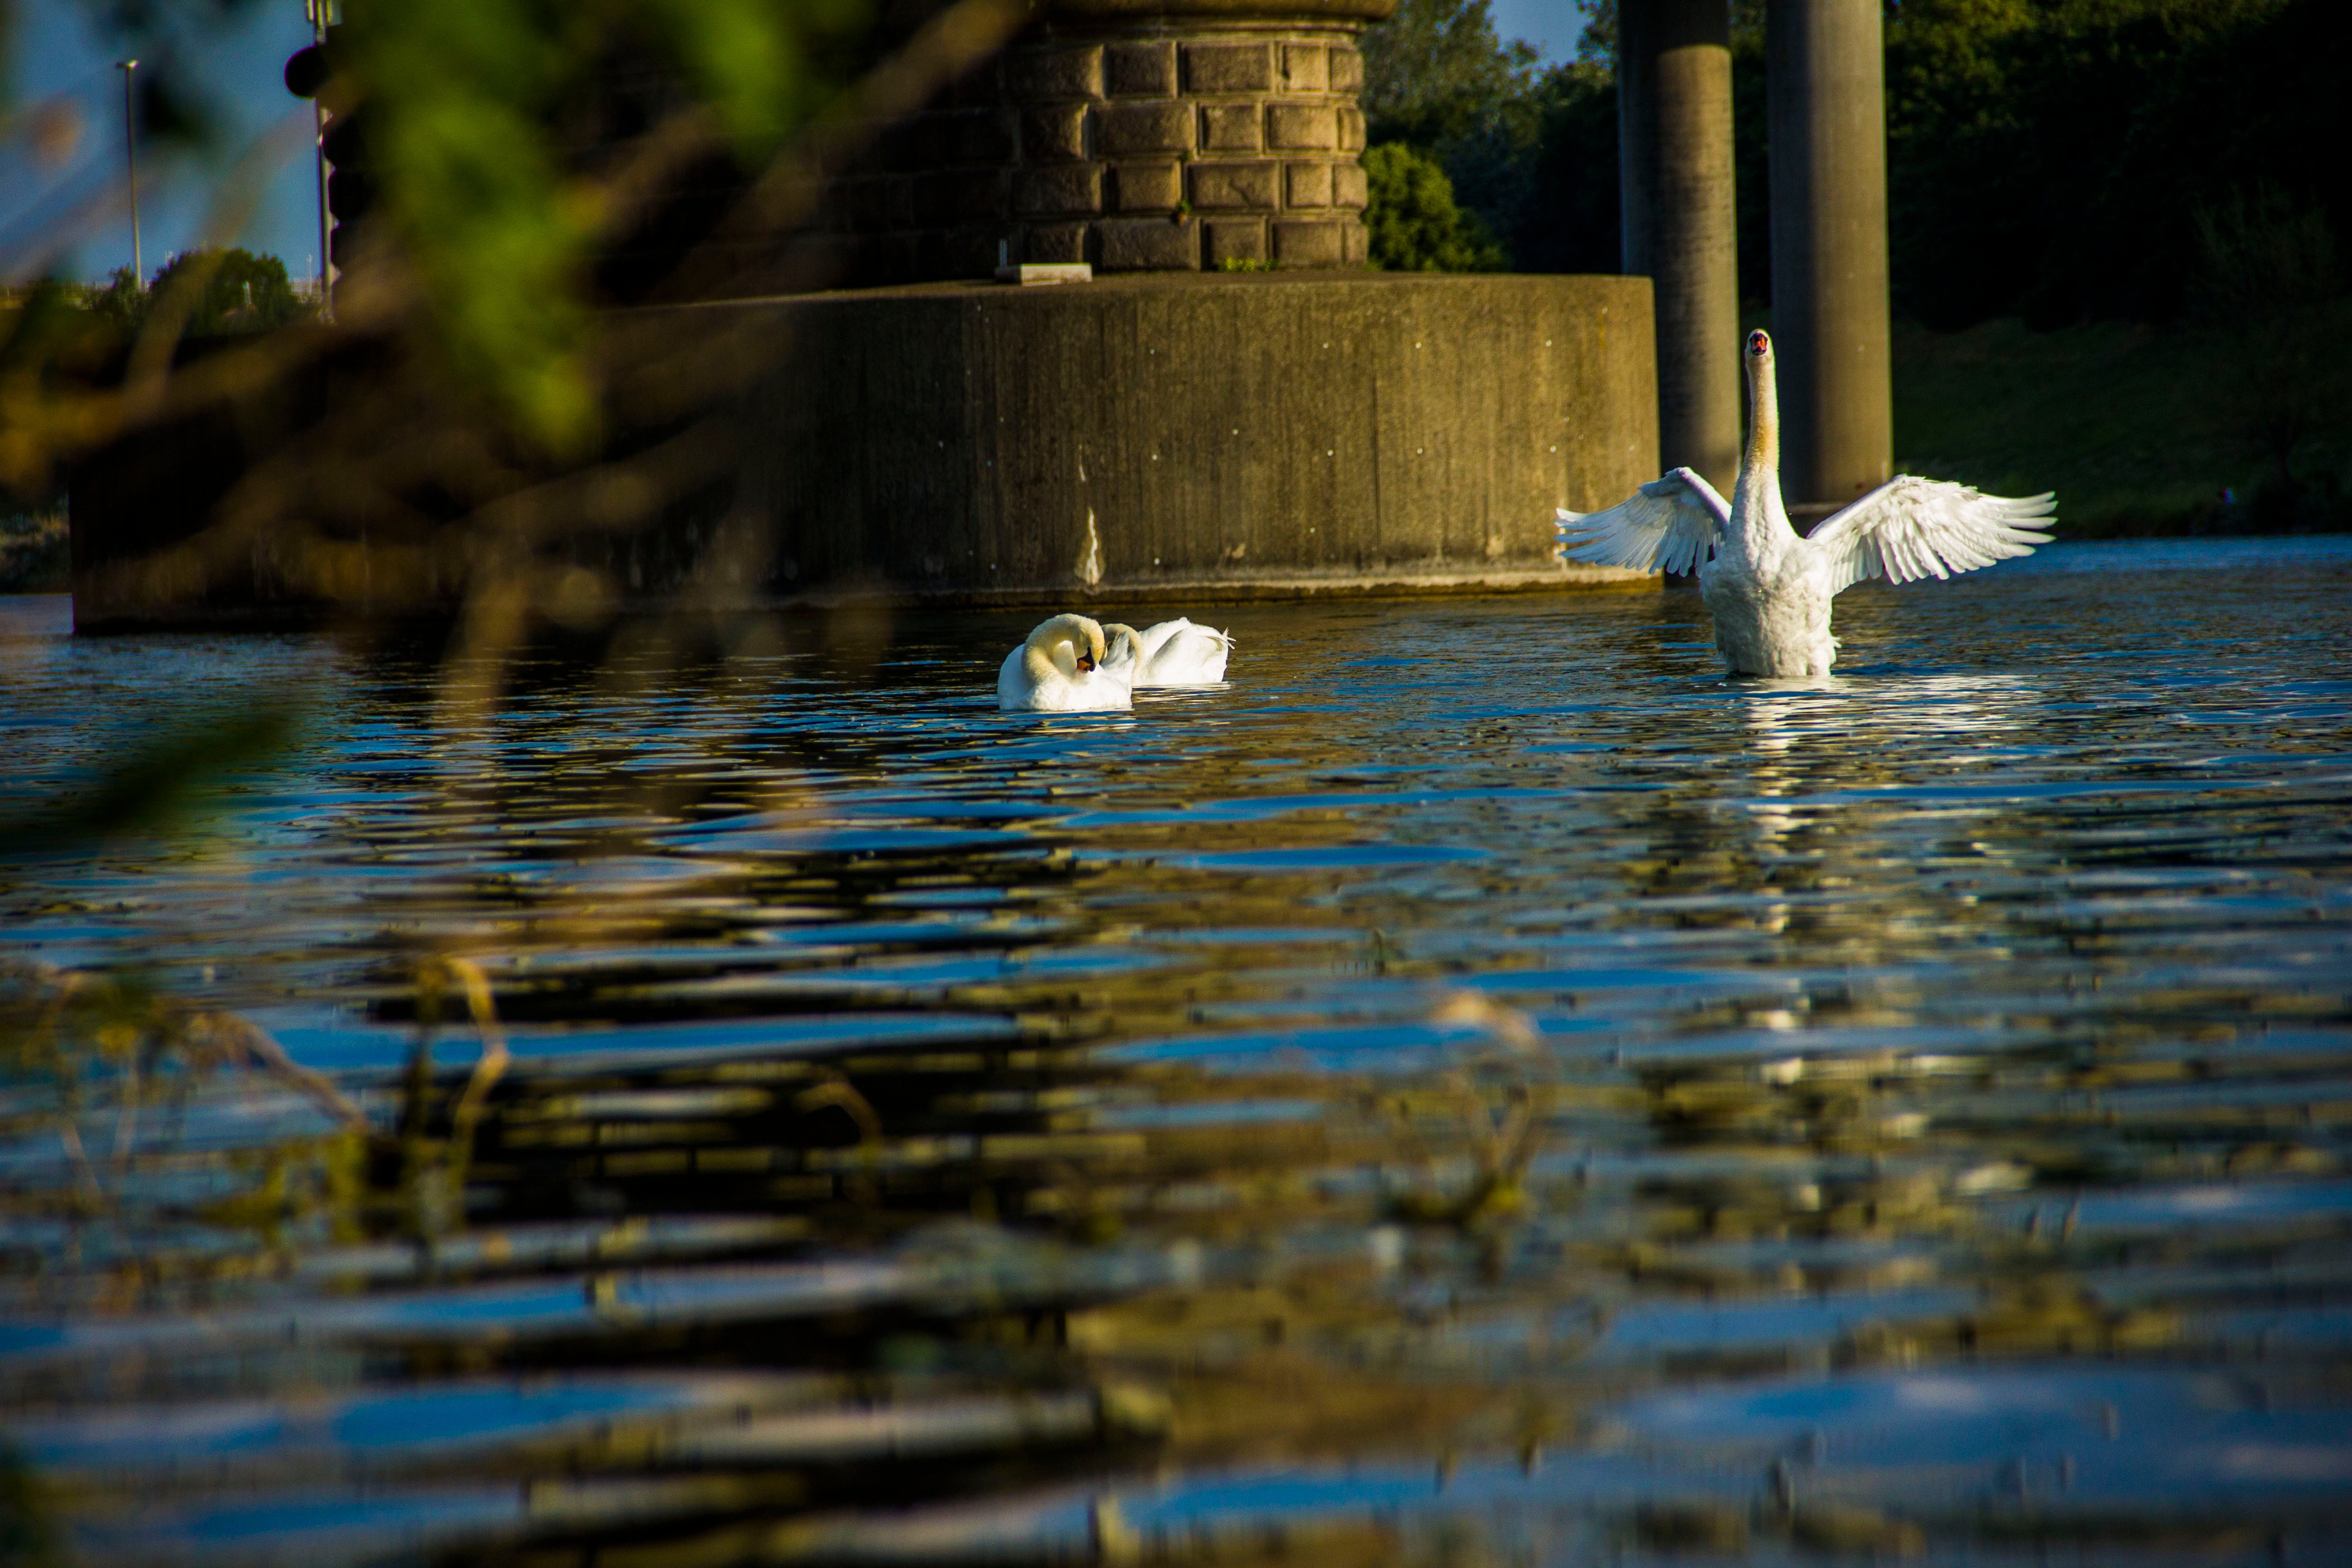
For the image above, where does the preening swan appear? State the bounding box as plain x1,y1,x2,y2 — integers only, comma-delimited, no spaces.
1555,329,2055,677
998,614,1132,712
1102,617,1235,687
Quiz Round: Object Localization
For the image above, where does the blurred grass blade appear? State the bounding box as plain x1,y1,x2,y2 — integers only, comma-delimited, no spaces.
0,706,295,858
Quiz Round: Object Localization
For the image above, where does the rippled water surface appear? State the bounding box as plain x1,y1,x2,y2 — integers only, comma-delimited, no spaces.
3,535,2352,1566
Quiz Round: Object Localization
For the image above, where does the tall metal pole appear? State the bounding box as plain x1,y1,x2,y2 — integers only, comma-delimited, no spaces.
1617,0,1742,497
1766,0,1891,509
308,0,333,318
116,59,142,285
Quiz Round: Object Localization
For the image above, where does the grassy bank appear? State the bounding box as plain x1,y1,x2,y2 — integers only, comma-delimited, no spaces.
1892,314,2349,537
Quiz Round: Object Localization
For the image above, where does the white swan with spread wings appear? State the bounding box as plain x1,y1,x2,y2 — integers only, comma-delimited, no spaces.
1554,329,2055,677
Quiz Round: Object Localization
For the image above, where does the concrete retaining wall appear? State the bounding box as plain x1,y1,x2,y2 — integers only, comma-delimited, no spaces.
69,271,1657,629
715,270,1658,603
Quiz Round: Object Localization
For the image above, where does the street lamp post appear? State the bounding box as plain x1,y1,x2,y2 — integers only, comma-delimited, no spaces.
115,59,142,285
305,0,332,317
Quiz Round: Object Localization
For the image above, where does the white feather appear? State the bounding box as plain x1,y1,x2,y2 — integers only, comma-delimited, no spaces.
1103,617,1234,687
1805,476,2056,593
1545,331,2055,677
1554,466,1730,577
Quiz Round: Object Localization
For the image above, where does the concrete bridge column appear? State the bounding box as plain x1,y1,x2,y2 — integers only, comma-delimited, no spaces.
1767,0,1892,508
1617,0,1741,496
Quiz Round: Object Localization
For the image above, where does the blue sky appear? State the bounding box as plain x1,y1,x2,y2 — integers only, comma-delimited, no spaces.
6,0,1585,284
6,0,322,283
1490,0,1584,63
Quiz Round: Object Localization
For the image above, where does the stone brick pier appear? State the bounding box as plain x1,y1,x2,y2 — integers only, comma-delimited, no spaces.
819,0,1382,281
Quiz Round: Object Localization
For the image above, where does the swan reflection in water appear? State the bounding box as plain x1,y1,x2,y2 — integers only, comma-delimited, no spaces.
4,552,2350,1568
1719,674,2043,937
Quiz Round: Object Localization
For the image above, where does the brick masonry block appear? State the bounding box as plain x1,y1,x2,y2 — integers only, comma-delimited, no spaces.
1098,217,1200,271
1190,161,1281,211
1184,42,1272,94
1279,44,1328,93
1025,222,1088,264
879,118,929,173
916,169,1005,225
1267,103,1339,151
1333,160,1368,210
823,130,877,176
789,233,857,283
1021,104,1087,162
1285,161,1334,209
1204,218,1267,268
1337,105,1366,151
841,177,887,232
1329,47,1364,93
1013,163,1104,218
1106,41,1176,97
884,177,916,229
1006,45,1103,102
1272,218,1345,266
1095,101,1193,157
943,226,1003,277
1198,103,1262,153
838,234,887,282
947,58,1000,108
878,233,923,283
1341,216,1367,264
942,109,1015,166
1111,161,1183,213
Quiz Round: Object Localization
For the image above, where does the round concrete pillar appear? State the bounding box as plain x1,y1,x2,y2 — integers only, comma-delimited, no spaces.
1617,0,1741,496
1766,0,1892,508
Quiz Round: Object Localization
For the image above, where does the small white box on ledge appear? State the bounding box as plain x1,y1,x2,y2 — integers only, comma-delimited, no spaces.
995,262,1093,286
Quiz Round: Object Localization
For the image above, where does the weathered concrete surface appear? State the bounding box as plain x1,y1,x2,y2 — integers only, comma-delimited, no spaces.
713,271,1657,605
69,272,1656,629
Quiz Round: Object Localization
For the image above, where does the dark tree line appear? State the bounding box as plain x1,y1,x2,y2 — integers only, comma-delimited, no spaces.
1362,0,2352,330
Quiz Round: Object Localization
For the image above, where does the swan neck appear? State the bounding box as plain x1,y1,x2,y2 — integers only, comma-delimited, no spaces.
1024,630,1074,682
1744,353,1780,478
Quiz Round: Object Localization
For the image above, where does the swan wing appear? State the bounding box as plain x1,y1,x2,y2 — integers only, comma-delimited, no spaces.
1131,619,1183,658
1142,622,1232,685
995,646,1034,710
1805,476,2055,593
1553,467,1730,576
1098,626,1143,681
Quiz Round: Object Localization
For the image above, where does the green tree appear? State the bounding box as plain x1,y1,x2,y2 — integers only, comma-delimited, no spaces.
78,266,148,335
1883,0,2351,328
2192,187,2347,510
1361,0,1539,149
1359,0,1559,267
1362,142,1509,272
147,249,309,337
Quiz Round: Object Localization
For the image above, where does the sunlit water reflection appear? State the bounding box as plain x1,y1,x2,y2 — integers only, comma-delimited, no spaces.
2,535,2350,1565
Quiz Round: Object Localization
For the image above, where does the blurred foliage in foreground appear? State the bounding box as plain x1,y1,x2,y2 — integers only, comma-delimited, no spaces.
329,0,874,449
0,509,67,592
0,0,900,514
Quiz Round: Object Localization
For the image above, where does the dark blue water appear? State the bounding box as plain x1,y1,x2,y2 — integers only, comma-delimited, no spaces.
2,535,2350,1565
